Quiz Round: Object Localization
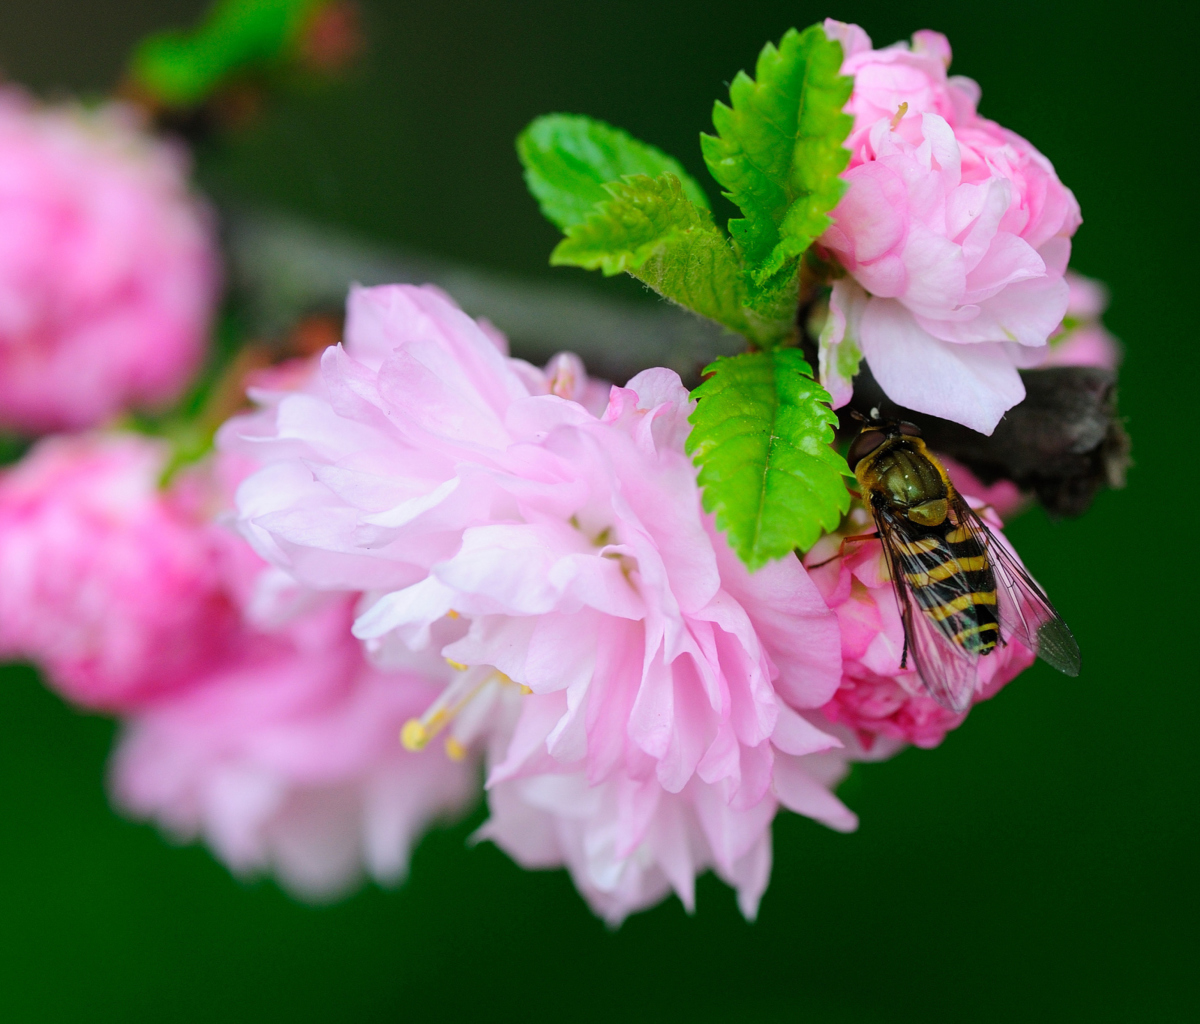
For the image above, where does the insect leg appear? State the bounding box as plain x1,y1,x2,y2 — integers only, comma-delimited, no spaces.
807,532,880,569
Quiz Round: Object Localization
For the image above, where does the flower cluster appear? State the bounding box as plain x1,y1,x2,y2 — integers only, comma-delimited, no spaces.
0,429,475,899
0,17,1101,925
216,284,1045,920
818,20,1082,433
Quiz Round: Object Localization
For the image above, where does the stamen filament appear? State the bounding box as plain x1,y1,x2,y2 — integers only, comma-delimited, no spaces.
401,668,513,752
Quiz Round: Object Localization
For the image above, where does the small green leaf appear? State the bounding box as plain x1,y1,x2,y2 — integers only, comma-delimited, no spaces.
686,349,851,570
701,24,853,284
518,114,710,231
550,173,756,339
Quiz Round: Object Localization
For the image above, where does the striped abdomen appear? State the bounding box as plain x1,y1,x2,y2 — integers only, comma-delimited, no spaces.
898,523,1000,655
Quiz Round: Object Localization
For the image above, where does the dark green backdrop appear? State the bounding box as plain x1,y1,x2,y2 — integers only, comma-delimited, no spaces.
1,2,1195,1020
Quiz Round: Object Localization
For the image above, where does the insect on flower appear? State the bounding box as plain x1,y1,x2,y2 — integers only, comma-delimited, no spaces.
842,412,1081,711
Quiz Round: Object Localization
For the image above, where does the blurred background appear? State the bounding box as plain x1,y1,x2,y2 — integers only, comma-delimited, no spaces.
0,1,1194,1020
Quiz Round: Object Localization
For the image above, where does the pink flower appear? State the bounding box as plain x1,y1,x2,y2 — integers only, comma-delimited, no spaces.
804,500,1035,750
818,22,1081,434
110,594,478,901
0,89,217,433
222,283,857,918
1043,271,1121,369
478,714,863,924
0,433,240,710
0,420,479,898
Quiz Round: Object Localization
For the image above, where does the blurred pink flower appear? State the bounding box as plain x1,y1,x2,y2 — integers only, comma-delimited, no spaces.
1043,271,1121,369
0,433,239,709
111,594,477,901
819,22,1081,434
804,501,1035,750
222,283,858,918
0,418,479,898
0,89,217,433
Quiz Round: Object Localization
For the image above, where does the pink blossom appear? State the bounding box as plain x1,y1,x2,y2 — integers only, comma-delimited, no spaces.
0,89,217,433
1043,271,1121,369
0,433,239,710
804,502,1035,750
0,421,480,897
222,283,858,918
111,594,477,901
818,22,1081,434
477,701,866,924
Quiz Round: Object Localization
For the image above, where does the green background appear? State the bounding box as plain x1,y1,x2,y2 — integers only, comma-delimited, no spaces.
0,1,1195,1020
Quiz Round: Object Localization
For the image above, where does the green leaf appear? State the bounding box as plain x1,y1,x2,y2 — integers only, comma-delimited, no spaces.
701,24,853,285
550,173,754,339
686,349,851,570
518,114,710,231
130,0,320,106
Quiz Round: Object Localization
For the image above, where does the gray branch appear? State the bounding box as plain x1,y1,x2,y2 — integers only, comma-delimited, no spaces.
223,208,742,385
224,208,1129,517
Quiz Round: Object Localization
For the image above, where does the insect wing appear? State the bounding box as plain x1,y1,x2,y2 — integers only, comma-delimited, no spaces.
874,507,981,712
957,501,1082,677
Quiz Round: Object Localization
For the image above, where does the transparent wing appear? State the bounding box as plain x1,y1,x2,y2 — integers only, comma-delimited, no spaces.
874,507,982,713
956,501,1081,677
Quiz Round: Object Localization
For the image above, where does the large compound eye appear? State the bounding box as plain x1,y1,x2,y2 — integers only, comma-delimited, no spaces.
898,421,923,437
847,429,886,469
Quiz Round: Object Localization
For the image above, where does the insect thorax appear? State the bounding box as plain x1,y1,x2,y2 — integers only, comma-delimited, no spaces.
859,439,948,518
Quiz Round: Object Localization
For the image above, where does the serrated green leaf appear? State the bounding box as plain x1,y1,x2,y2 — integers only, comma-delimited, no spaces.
550,173,755,339
700,24,853,285
518,114,710,231
686,349,851,570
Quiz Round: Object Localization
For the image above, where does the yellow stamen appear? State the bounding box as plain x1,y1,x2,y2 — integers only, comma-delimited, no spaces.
891,101,908,129
401,669,516,754
444,736,468,761
401,719,430,752
446,609,460,620
520,684,533,695
445,658,468,671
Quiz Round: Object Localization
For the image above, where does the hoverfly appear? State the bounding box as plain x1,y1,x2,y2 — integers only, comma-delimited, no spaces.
845,412,1081,712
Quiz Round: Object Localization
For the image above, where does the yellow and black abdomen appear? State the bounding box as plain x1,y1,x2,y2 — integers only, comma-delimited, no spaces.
902,521,1000,656
855,432,1002,659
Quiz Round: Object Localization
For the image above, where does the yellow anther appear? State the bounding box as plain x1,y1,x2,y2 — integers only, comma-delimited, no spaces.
401,719,429,752
520,684,533,695
446,609,460,619
890,101,909,129
403,669,502,754
444,736,468,761
445,658,469,671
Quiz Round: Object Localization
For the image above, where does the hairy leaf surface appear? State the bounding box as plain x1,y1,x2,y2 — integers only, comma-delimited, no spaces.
519,114,710,231
686,349,851,570
551,173,754,338
700,25,853,284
